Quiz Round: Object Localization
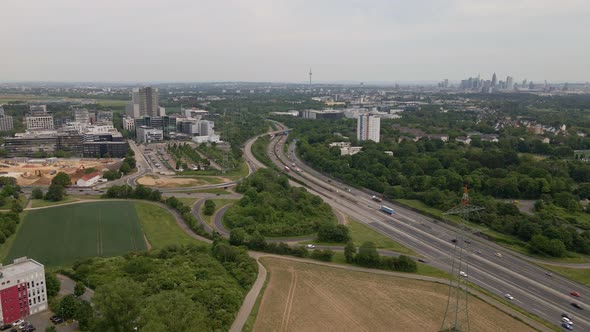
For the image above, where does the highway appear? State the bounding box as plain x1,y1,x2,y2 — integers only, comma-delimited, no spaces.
250,125,590,330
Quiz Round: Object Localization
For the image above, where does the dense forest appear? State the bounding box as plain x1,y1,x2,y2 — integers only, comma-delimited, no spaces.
62,243,256,331
224,168,337,236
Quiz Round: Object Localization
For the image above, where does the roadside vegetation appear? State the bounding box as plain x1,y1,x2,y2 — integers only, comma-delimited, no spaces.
224,168,337,237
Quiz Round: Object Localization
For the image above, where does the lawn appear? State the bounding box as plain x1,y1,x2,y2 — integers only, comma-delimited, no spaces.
347,218,415,255
5,201,146,266
176,197,199,207
199,199,236,224
134,202,201,249
538,264,590,287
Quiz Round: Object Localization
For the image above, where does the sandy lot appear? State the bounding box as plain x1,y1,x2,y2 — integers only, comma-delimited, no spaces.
0,158,119,186
137,175,208,188
253,257,535,332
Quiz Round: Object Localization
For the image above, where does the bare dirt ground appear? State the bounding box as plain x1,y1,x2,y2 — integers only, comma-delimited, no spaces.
0,158,119,186
137,175,208,188
253,257,535,332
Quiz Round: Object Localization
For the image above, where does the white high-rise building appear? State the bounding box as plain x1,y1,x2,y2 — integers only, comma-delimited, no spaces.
25,115,54,130
74,109,90,124
357,114,380,143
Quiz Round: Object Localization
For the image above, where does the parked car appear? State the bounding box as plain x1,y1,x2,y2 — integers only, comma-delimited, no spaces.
50,316,64,324
0,324,12,331
11,320,23,327
504,294,514,300
570,291,581,298
571,303,583,310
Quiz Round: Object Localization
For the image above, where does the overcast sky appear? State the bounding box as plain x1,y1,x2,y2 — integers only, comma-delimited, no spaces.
1,0,588,83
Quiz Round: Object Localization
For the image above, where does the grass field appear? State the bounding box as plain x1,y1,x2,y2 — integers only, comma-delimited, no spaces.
30,196,80,208
253,257,535,332
134,202,201,249
176,197,199,207
5,201,146,266
539,264,590,287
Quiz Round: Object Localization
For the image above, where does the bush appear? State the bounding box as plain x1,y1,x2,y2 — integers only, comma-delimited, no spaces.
203,200,216,216
32,187,44,199
317,223,350,243
310,249,334,262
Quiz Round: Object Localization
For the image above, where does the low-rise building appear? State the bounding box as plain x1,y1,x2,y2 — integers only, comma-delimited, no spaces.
136,126,163,143
300,109,344,120
0,257,48,324
76,172,101,187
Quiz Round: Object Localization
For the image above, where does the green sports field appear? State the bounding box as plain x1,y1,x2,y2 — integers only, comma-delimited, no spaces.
5,201,146,266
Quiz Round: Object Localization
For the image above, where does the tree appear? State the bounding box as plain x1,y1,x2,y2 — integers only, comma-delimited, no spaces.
119,162,131,175
356,241,380,268
344,240,356,263
317,223,350,243
203,199,216,216
103,170,122,181
31,187,44,199
10,200,23,213
51,172,71,187
310,249,334,262
45,184,65,201
139,291,208,331
229,228,247,246
75,300,94,331
45,272,60,298
93,278,144,332
74,281,85,297
149,189,162,202
57,295,78,319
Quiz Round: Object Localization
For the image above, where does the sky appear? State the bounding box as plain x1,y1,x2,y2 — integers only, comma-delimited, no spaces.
1,0,589,83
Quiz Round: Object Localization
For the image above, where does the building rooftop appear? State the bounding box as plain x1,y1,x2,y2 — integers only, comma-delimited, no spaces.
80,171,101,181
0,257,43,279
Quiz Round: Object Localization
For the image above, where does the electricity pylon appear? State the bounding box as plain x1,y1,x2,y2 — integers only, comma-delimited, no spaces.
440,185,484,332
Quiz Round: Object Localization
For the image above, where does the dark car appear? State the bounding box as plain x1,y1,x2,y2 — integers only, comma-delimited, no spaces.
50,316,64,324
451,239,458,243
418,259,426,263
562,313,571,319
571,302,583,310
561,322,573,330
0,325,11,331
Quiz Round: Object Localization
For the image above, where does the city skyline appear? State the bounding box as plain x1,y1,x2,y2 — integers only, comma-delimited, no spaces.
1,0,589,82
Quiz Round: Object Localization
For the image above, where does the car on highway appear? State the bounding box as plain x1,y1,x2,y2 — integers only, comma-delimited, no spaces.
562,316,573,324
459,271,467,277
306,244,315,249
504,293,514,300
571,303,583,310
561,322,573,330
570,291,581,297
417,259,426,263
464,239,471,244
495,252,502,257
475,250,482,254
562,313,572,319
451,239,458,243
545,272,553,277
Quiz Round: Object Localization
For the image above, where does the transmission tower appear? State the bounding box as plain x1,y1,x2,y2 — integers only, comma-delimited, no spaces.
440,185,484,332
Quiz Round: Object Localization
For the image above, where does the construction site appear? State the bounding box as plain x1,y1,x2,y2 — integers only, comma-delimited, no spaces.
0,158,121,186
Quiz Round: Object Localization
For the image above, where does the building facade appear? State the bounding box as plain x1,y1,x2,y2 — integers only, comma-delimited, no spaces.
136,126,163,143
0,107,14,132
0,257,47,324
74,109,90,124
357,114,380,143
126,87,160,118
25,116,54,130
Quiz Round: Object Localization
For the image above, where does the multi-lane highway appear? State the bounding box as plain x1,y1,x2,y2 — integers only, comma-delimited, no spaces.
249,125,590,330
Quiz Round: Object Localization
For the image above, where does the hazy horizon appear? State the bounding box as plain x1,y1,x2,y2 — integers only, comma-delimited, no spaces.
1,0,589,83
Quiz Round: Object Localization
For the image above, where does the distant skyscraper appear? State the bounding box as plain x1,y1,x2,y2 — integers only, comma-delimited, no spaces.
491,73,497,87
126,87,160,118
357,114,380,143
505,76,514,90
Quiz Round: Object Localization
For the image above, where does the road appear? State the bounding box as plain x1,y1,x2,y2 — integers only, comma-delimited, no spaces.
251,126,590,330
